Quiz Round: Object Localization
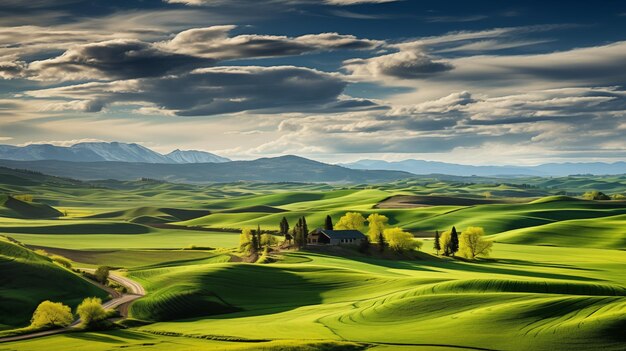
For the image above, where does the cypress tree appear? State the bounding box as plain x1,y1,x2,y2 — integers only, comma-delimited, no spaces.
434,230,441,255
280,217,291,243
449,226,459,256
324,215,333,230
257,224,262,250
250,228,259,255
301,216,308,244
294,218,303,248
377,232,386,253
291,226,298,248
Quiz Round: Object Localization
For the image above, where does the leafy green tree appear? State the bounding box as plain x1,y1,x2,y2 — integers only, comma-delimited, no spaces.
94,266,109,284
366,213,388,243
384,227,421,252
433,230,441,255
324,215,334,230
260,233,277,247
440,230,452,256
459,226,493,259
76,297,107,328
335,212,366,231
30,301,73,329
239,228,252,253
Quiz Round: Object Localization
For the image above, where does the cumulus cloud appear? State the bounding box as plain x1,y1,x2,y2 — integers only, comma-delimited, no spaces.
26,65,379,116
8,25,382,82
159,25,382,60
345,50,454,80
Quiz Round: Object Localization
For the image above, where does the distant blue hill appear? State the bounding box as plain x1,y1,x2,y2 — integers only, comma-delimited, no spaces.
340,159,626,177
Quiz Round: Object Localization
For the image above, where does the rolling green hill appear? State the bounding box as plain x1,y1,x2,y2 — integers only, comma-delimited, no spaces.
0,237,107,329
0,194,62,219
490,213,626,249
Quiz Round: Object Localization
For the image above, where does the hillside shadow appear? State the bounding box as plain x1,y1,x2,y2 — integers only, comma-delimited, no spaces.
301,249,602,282
417,257,604,282
486,258,599,272
141,264,325,322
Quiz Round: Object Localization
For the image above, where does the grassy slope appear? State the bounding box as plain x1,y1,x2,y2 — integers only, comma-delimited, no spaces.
0,237,107,330
0,194,62,219
0,330,366,351
491,213,626,249
133,245,625,351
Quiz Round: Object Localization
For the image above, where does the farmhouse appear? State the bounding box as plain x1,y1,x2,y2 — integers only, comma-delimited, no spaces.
307,229,366,246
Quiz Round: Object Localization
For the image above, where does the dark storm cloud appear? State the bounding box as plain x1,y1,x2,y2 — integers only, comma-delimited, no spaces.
27,66,369,116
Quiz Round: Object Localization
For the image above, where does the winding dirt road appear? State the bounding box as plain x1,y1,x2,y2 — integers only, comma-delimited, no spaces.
0,269,145,343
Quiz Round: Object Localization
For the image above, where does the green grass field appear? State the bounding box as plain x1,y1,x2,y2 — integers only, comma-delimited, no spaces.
0,168,624,350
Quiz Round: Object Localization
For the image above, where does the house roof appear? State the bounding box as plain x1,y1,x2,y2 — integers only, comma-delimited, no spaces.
319,229,366,240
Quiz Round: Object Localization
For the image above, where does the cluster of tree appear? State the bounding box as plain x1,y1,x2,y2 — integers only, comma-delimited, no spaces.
583,191,611,200
582,191,625,200
30,297,109,330
240,223,281,255
433,226,493,260
238,225,274,255
335,212,422,253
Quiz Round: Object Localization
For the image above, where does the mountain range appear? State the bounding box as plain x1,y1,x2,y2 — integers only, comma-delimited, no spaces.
0,142,230,164
341,159,626,177
0,156,412,184
0,142,624,182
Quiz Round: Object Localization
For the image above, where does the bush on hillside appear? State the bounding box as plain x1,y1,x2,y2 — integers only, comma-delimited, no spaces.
51,255,72,269
30,301,73,329
76,297,107,329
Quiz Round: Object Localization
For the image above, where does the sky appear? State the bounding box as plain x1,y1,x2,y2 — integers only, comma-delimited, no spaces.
0,0,625,165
